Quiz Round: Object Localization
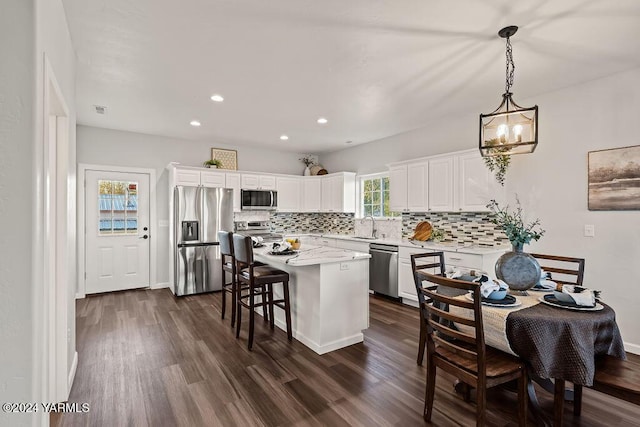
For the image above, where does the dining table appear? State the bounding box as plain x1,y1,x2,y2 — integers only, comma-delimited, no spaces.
419,276,627,427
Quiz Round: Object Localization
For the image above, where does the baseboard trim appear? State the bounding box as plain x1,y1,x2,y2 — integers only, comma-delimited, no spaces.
67,351,78,399
75,292,85,299
624,341,640,355
152,282,170,290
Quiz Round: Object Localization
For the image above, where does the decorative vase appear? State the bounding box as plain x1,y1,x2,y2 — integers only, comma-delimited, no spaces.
303,166,311,176
495,243,541,291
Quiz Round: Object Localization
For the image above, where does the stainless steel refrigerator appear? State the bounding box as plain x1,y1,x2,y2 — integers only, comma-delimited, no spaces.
173,186,233,296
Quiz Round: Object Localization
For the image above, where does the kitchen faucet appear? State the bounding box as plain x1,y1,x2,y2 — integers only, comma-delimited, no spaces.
361,215,377,238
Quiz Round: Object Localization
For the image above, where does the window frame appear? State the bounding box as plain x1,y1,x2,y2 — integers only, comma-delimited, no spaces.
357,172,399,219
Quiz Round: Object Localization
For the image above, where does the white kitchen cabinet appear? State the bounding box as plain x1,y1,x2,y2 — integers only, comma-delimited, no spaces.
457,150,505,211
200,170,226,188
225,173,241,212
407,162,429,212
302,177,322,212
320,173,356,213
389,165,408,212
173,168,202,187
241,173,277,190
428,156,455,211
171,165,227,188
397,245,505,305
276,176,302,212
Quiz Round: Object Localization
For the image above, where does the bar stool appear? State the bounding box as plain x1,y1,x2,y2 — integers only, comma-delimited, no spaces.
233,234,292,350
218,231,238,327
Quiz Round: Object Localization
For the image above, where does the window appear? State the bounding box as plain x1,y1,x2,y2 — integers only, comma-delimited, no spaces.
360,174,399,217
98,180,138,235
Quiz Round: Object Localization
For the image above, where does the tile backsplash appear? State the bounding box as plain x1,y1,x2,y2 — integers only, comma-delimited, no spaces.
402,212,508,247
270,212,355,235
235,210,507,246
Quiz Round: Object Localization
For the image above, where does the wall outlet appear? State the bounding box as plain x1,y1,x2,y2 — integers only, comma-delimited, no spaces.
584,224,595,237
340,263,349,271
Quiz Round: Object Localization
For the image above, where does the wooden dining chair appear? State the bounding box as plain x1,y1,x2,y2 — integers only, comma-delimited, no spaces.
418,272,528,426
530,253,585,288
233,234,292,350
410,252,446,366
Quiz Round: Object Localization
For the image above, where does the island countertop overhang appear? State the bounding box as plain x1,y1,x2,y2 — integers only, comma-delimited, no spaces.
253,244,370,267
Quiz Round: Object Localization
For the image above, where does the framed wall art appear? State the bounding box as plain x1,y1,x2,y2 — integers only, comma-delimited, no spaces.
588,145,640,210
211,148,238,170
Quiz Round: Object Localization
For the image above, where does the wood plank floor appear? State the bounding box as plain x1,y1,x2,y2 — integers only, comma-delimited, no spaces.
52,289,640,426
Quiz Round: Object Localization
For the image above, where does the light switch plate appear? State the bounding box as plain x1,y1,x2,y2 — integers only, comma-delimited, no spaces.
584,224,595,237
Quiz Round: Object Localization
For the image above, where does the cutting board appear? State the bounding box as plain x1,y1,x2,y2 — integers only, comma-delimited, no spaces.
410,221,433,241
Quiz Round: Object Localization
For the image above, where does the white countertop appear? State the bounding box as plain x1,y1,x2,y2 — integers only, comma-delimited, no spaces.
254,244,371,266
303,233,509,255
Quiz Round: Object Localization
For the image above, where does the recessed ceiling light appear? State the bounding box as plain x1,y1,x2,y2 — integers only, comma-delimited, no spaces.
190,120,201,127
345,140,353,144
280,135,289,141
210,94,224,102
317,117,328,124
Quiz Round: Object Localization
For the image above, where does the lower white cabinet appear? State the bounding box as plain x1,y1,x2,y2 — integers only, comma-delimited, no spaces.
397,246,504,305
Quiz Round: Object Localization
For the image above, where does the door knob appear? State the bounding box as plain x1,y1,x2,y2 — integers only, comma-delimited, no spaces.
140,235,149,239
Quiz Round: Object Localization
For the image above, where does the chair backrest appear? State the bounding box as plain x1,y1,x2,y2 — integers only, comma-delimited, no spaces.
218,231,233,257
411,252,446,314
530,253,585,287
418,272,486,373
232,234,254,266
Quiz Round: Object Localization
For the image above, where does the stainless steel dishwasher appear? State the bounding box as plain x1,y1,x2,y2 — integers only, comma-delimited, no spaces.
369,243,399,298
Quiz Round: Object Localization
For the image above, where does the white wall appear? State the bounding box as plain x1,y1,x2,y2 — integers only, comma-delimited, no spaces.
77,125,311,286
0,2,36,425
36,0,78,399
0,0,76,424
321,67,640,352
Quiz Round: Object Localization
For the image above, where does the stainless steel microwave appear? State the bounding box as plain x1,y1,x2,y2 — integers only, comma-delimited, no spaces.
241,189,278,210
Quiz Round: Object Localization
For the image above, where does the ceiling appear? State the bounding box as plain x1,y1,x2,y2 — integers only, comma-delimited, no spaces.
63,0,640,153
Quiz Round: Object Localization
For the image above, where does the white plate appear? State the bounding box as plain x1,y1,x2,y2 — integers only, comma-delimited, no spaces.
538,296,604,311
465,292,522,308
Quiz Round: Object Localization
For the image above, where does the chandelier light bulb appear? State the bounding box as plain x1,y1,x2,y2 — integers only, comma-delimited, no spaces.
497,124,509,143
513,124,523,142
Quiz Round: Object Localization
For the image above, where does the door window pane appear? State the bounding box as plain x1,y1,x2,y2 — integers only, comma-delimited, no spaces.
98,180,138,235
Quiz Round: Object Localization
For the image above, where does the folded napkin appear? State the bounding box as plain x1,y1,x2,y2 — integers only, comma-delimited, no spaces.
271,241,292,253
473,274,509,298
535,279,557,291
562,285,596,306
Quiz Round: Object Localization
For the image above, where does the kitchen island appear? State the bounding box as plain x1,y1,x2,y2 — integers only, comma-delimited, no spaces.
253,245,371,355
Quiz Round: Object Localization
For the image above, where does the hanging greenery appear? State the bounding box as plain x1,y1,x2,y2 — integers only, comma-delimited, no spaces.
483,138,511,186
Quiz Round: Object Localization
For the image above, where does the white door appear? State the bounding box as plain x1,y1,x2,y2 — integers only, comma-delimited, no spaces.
85,170,151,294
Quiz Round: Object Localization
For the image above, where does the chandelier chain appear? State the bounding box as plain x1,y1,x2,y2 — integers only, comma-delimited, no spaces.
505,36,515,94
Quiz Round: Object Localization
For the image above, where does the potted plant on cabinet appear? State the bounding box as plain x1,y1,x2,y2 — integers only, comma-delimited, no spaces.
203,159,223,169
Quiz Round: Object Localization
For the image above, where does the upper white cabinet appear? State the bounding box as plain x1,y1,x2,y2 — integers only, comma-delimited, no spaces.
225,173,241,212
457,150,504,211
388,149,503,213
171,165,226,188
389,165,408,212
407,162,429,212
302,177,322,212
241,173,276,190
276,176,302,212
428,156,455,212
200,170,226,188
320,172,356,213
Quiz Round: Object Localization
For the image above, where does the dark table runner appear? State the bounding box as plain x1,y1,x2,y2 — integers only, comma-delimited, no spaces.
506,302,626,386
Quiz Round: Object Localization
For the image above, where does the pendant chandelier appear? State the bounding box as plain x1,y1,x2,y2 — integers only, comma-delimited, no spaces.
479,26,538,157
